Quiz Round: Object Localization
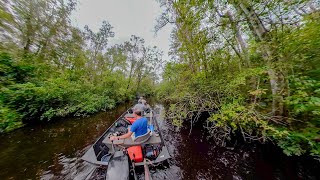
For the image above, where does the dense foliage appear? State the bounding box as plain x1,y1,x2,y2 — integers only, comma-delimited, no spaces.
0,0,163,133
156,0,320,156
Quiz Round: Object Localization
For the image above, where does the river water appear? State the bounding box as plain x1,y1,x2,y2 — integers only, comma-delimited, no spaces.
0,103,319,179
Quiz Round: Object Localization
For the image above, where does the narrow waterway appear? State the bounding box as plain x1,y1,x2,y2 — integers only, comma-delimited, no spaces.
0,103,319,179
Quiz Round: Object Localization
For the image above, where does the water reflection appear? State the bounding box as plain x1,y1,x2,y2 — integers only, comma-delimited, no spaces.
0,103,319,180
40,153,96,180
0,103,131,179
154,104,320,180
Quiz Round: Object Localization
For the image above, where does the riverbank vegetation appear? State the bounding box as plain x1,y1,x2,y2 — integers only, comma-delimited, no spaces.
0,0,162,133
156,0,320,156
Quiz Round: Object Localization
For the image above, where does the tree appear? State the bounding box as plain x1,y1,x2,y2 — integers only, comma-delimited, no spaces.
84,20,115,74
0,0,162,133
155,0,320,156
103,44,127,72
123,35,145,91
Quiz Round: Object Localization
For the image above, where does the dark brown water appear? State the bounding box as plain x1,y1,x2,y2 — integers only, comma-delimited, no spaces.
0,103,319,179
0,103,132,179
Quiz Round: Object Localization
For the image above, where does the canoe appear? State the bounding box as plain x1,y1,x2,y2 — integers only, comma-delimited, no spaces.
81,107,171,168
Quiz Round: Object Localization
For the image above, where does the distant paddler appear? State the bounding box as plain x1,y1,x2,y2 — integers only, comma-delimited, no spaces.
138,96,144,103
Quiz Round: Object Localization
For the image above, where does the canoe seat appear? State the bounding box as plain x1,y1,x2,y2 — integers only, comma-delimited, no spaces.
102,130,152,146
104,131,152,147
133,130,151,142
122,130,152,146
102,131,162,147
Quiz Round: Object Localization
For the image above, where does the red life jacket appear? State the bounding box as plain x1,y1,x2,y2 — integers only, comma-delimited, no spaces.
125,117,138,124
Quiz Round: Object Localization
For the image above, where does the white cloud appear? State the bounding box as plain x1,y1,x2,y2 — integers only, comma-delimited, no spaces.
71,0,172,61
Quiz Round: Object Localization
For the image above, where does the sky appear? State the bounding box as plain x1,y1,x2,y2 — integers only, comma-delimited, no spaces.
71,0,172,61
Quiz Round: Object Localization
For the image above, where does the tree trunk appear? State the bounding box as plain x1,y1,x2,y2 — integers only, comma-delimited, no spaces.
226,11,250,67
236,1,284,116
23,16,33,54
126,56,135,90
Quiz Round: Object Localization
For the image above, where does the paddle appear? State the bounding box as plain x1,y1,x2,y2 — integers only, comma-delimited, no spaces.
130,153,138,180
144,159,153,180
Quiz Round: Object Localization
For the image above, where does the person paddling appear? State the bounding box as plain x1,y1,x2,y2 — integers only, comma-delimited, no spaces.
110,109,148,141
